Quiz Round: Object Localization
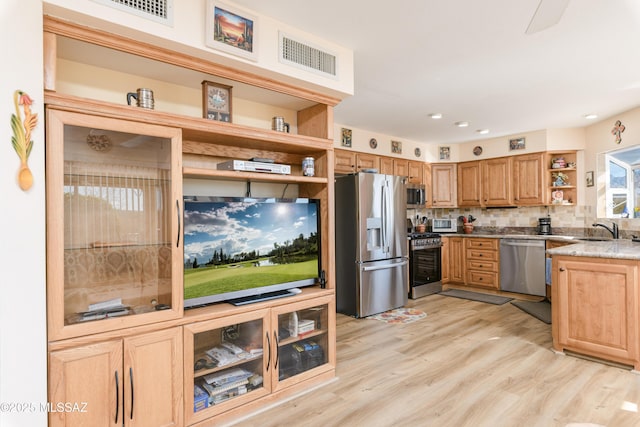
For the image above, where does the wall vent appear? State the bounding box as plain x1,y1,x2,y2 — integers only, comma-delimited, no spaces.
279,32,337,78
92,0,173,26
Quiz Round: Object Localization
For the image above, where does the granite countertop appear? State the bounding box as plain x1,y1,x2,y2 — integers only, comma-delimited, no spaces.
545,239,640,260
426,230,640,260
438,233,580,242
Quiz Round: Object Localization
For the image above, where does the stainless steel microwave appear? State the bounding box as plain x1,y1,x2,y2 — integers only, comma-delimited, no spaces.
431,218,458,233
406,184,426,208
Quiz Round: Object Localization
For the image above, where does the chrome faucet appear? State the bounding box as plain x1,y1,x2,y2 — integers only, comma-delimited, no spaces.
592,222,619,239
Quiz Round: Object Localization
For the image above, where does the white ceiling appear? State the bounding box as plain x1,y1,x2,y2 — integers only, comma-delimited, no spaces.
232,0,640,144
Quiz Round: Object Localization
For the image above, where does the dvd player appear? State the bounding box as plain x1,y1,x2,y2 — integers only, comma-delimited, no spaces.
217,160,291,175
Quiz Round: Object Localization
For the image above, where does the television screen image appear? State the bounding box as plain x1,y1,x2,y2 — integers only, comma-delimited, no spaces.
183,197,320,307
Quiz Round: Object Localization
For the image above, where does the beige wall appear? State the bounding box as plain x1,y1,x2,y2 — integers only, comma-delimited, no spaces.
0,2,48,426
584,106,640,230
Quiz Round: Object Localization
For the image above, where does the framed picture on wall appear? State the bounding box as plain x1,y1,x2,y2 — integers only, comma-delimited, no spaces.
586,171,594,187
391,140,402,154
509,137,526,151
205,1,258,61
341,128,352,147
439,146,450,160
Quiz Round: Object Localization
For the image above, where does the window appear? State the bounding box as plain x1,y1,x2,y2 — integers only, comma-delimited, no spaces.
604,147,640,218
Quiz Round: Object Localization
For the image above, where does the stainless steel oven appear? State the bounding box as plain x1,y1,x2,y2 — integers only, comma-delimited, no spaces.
408,233,442,299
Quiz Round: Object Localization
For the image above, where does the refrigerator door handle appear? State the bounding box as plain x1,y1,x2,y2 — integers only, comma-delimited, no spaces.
361,260,408,272
380,182,387,253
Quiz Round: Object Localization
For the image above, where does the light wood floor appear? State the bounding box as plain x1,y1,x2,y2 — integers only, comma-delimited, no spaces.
230,294,640,427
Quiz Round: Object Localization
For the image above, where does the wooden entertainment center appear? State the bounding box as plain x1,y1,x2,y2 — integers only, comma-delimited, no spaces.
44,16,337,426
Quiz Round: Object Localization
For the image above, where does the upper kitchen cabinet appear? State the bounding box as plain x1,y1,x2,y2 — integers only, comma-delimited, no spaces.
356,152,380,172
482,157,512,206
457,158,512,207
547,151,577,206
379,156,395,175
334,149,357,174
46,108,183,341
334,150,381,174
457,161,482,207
513,152,545,206
393,159,423,184
393,159,409,178
407,161,425,185
431,164,457,208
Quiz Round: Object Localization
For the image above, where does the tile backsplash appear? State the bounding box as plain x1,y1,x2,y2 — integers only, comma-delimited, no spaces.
409,205,640,236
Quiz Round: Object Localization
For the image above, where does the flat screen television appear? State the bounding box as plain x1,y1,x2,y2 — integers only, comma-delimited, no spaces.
183,196,321,307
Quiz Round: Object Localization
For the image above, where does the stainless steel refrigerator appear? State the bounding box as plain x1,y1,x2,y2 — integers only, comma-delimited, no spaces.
335,172,409,317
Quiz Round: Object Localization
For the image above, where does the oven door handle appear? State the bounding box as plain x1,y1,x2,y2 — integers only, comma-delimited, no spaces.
361,260,408,272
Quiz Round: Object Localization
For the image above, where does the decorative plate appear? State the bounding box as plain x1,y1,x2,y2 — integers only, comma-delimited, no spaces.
369,138,378,149
86,133,113,152
473,146,483,156
414,147,421,157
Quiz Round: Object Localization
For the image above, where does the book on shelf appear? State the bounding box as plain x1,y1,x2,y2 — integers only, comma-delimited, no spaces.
211,384,248,405
201,379,249,397
205,346,239,366
203,367,253,386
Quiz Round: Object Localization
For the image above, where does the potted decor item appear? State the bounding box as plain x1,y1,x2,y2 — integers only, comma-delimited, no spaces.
459,215,477,234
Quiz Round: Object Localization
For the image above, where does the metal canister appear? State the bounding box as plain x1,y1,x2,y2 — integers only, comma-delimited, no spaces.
302,157,315,176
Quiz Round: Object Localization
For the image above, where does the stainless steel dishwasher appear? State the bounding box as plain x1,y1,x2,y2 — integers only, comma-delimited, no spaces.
499,238,546,296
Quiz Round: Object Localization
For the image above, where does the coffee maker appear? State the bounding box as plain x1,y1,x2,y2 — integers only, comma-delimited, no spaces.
538,217,552,235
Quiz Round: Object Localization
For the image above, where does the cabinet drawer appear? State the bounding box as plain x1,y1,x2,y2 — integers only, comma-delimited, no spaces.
466,249,498,261
467,271,499,289
465,238,498,250
466,260,498,272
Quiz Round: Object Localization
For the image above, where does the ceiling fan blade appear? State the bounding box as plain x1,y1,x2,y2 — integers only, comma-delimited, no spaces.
526,0,570,34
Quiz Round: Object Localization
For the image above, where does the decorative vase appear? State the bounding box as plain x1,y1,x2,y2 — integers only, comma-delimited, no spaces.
463,223,474,234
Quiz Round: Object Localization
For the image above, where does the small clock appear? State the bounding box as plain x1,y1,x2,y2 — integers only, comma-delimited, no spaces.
473,146,483,156
414,147,421,157
369,138,378,149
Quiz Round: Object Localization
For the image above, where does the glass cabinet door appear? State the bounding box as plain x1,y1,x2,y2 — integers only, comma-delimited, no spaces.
183,309,271,424
272,296,335,390
46,108,183,340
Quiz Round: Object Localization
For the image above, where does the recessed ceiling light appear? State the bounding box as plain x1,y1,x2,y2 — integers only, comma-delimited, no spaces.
584,114,598,120
476,129,489,135
455,121,469,128
429,113,443,119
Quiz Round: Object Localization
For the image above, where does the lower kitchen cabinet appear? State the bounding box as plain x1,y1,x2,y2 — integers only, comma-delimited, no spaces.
441,237,450,283
447,237,465,284
465,238,499,289
183,296,335,426
48,327,183,427
552,256,640,369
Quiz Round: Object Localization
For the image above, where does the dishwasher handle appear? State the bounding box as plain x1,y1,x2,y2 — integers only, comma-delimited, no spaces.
500,239,545,248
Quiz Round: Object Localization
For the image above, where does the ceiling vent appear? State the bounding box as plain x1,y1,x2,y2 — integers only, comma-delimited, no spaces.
279,32,337,79
92,0,173,26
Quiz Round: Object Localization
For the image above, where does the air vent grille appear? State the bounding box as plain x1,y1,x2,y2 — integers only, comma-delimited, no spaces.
280,34,337,77
92,0,173,26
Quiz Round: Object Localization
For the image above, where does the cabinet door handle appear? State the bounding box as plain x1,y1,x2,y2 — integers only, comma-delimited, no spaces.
559,267,566,272
114,370,119,424
129,367,134,420
266,331,271,371
274,331,280,370
176,200,181,248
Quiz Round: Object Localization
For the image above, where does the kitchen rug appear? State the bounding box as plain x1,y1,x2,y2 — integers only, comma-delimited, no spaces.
511,299,551,324
367,308,426,324
439,289,513,305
